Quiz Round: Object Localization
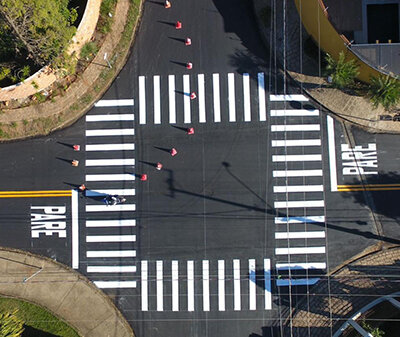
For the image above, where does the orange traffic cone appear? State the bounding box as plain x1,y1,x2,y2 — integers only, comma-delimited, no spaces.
175,21,182,29
187,127,194,135
79,184,86,191
190,92,196,100
156,162,163,170
71,160,79,167
140,174,148,181
186,62,193,70
185,38,192,46
170,148,178,156
73,144,80,151
164,0,171,8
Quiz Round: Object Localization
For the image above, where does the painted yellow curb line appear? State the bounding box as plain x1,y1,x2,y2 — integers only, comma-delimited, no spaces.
0,190,72,198
337,184,400,192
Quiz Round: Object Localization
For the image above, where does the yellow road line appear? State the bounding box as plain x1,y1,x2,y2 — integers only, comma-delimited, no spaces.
0,190,72,198
338,184,400,192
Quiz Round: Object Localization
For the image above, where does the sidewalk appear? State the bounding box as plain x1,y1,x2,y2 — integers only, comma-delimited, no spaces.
0,247,134,337
253,0,400,134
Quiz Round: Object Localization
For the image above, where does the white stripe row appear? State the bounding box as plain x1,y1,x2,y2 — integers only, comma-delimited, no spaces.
141,259,272,312
137,72,267,124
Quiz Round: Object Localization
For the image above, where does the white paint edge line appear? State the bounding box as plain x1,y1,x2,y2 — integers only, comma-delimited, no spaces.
85,189,135,196
276,278,319,287
139,76,146,124
172,260,179,311
86,143,135,151
71,190,79,269
95,281,137,289
233,259,241,311
183,74,191,124
213,73,221,123
249,259,256,310
86,114,134,122
264,259,272,310
154,75,161,124
218,260,225,311
275,231,326,239
327,115,338,192
272,139,321,147
273,169,323,177
168,75,176,124
275,247,326,255
275,216,325,224
272,154,322,162
271,124,320,132
86,235,136,243
87,250,136,258
94,99,134,107
274,200,325,208
203,260,210,311
269,94,308,101
276,262,326,270
243,73,251,122
187,261,194,312
198,74,206,123
86,204,136,212
274,185,324,193
86,219,136,227
156,260,163,311
228,73,236,122
258,73,266,122
270,109,319,116
86,129,135,136
86,174,135,181
85,158,135,166
87,266,137,273
141,261,148,311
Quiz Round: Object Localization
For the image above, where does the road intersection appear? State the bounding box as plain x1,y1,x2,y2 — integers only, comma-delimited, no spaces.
0,0,399,336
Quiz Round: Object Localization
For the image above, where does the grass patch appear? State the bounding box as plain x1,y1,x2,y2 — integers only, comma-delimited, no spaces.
0,297,79,337
98,0,118,34
80,41,99,61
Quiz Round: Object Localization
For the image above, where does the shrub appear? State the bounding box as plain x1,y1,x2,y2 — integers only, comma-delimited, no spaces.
325,51,360,89
368,74,400,110
80,41,99,60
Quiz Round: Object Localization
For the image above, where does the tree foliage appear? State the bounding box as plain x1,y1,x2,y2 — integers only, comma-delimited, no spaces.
325,51,360,89
0,310,24,337
368,74,400,110
0,0,77,67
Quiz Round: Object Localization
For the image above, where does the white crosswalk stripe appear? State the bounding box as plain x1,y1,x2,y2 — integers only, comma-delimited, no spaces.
139,258,272,312
270,94,326,288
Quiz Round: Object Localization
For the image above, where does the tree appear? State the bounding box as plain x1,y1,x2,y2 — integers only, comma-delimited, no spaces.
369,74,400,110
0,0,77,67
325,51,360,89
0,310,24,337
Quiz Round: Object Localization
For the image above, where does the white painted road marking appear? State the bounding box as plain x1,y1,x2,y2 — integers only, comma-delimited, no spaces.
157,261,163,311
275,231,326,239
213,73,221,122
258,73,266,121
86,235,136,242
233,259,241,310
86,174,135,181
71,190,79,269
276,262,326,270
277,278,319,286
86,219,136,227
94,99,134,107
141,261,148,311
218,260,225,311
94,281,137,289
86,129,135,136
85,158,135,166
203,260,210,311
85,189,135,196
275,216,325,224
187,261,194,312
154,75,161,124
271,139,321,147
249,259,256,310
87,250,136,258
183,74,191,124
243,73,251,122
271,124,320,132
172,260,179,311
85,204,136,212
198,74,206,123
275,247,326,255
264,259,271,310
327,115,338,191
87,266,136,273
86,114,134,122
228,73,236,122
272,154,322,162
85,143,135,151
139,76,146,124
168,75,176,124
274,200,325,208
273,185,324,193
270,109,319,116
273,169,323,177
269,94,308,101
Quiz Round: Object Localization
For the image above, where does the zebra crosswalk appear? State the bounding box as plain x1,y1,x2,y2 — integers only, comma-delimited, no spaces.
83,101,138,290
270,94,327,287
136,72,267,125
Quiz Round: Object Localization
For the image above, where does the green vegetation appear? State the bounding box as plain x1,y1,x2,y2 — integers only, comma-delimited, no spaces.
0,297,79,337
361,319,385,337
368,74,400,110
98,0,117,34
80,41,99,61
325,51,360,89
0,310,24,337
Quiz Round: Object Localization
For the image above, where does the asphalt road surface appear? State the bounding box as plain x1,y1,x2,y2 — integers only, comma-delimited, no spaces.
0,0,399,336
